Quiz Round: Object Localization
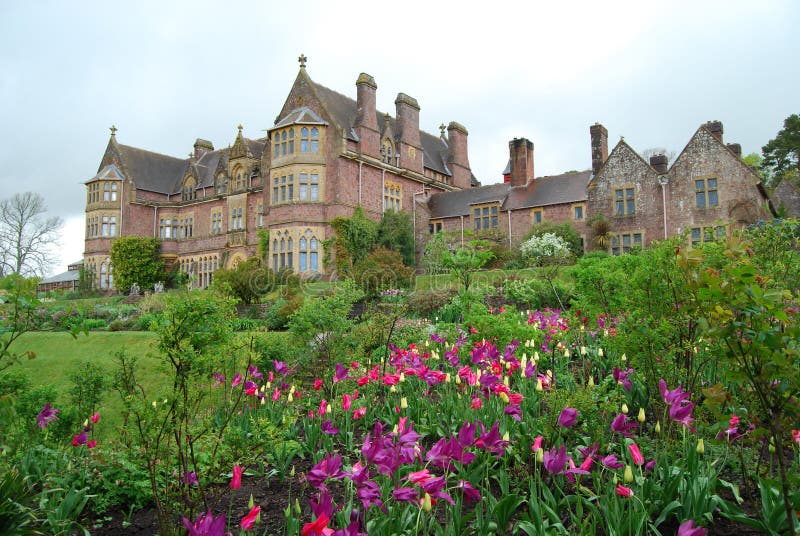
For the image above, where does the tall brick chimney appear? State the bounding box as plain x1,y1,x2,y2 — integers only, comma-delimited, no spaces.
650,153,668,174
447,121,471,189
590,123,608,176
194,138,214,159
508,138,534,187
355,73,380,157
726,143,742,157
395,93,423,173
705,120,723,143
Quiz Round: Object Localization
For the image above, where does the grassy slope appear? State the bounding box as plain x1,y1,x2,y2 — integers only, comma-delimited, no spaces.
7,331,165,435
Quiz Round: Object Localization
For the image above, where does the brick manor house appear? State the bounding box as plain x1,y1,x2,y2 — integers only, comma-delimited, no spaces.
83,56,775,289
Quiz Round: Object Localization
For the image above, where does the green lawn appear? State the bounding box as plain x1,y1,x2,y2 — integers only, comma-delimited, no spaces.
5,331,165,436
414,265,577,291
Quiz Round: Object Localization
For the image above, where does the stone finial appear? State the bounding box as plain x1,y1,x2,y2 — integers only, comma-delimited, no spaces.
384,113,391,128
237,124,243,132
440,124,446,138
110,125,117,137
298,53,307,68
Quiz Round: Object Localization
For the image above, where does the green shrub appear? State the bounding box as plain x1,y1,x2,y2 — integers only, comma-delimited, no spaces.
352,247,413,299
406,288,459,318
81,318,108,331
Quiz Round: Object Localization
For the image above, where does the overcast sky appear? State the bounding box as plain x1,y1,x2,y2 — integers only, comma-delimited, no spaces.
1,0,797,274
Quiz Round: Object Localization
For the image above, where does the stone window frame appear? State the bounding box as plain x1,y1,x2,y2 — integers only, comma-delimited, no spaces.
87,182,101,204
429,219,443,234
532,208,544,224
270,226,323,274
182,176,197,201
99,257,113,289
270,166,324,206
694,176,719,209
257,203,264,228
614,185,636,217
572,203,586,221
299,127,320,154
472,202,500,230
384,180,402,212
690,225,726,247
381,137,395,165
210,210,224,235
101,214,117,237
159,216,178,239
180,254,219,289
215,173,228,195
232,164,248,192
230,206,244,231
610,231,643,256
103,181,118,202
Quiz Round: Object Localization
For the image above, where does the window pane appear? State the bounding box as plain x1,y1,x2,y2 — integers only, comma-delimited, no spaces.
708,191,718,206
707,179,716,189
627,200,635,214
299,184,307,200
300,252,307,272
696,192,705,208
695,180,705,191
311,184,318,200
301,140,308,152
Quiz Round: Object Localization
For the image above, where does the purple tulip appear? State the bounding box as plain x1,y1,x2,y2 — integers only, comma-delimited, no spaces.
36,402,59,429
557,407,579,428
610,413,639,438
321,420,339,435
307,454,344,489
613,367,634,391
677,520,707,536
182,511,226,536
393,487,419,503
601,454,624,470
543,445,568,474
456,480,482,504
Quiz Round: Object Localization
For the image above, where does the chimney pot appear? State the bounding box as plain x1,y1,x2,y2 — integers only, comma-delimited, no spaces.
705,120,724,143
649,153,668,174
726,143,742,157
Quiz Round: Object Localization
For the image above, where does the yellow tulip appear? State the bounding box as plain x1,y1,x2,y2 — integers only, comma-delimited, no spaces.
624,465,634,483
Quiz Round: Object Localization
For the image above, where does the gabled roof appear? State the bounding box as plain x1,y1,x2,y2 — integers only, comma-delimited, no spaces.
429,182,509,219
298,75,453,177
87,164,125,184
505,170,591,210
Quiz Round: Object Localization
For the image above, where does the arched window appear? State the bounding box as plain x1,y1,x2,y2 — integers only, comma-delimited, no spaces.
288,128,295,154
273,133,280,158
215,174,227,195
300,127,320,153
99,258,113,289
272,238,279,271
310,236,319,272
182,177,197,201
381,138,394,165
299,236,308,272
300,230,320,273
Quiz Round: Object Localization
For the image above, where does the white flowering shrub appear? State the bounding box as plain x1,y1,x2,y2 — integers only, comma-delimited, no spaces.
519,232,571,265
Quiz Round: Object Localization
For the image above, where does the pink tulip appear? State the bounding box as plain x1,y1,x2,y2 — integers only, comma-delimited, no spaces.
230,465,242,490
628,443,644,466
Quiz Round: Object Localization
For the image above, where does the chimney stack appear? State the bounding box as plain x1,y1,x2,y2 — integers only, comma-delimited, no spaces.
355,73,380,157
650,153,668,174
194,138,214,160
446,121,471,189
508,138,534,187
395,93,422,173
705,120,723,143
590,123,608,176
726,143,742,157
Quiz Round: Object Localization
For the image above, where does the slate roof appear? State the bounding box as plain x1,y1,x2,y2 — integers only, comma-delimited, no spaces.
39,268,80,285
305,78,452,177
428,170,591,218
505,170,591,210
113,137,265,195
429,183,509,218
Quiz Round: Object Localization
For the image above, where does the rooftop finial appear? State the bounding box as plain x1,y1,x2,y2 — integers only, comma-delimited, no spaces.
110,125,117,137
298,53,307,68
439,123,446,138
237,124,243,133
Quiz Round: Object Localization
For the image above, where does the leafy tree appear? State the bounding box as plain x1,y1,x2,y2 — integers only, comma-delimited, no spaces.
422,232,451,275
212,257,275,305
762,113,800,182
352,246,414,299
288,281,364,368
109,236,165,292
326,207,378,276
0,192,63,277
377,210,415,267
442,239,495,293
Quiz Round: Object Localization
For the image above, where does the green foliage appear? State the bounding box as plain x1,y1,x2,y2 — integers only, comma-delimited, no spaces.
327,207,378,276
422,232,452,275
524,221,584,257
212,257,276,305
109,236,165,293
68,361,106,419
519,233,572,266
256,229,270,261
762,113,800,181
288,281,364,368
406,287,459,318
377,210,415,267
442,239,495,293
678,225,800,528
0,274,42,371
352,247,413,299
503,276,573,310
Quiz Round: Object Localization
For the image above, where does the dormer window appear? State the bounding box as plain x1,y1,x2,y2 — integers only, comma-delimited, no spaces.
381,138,394,165
215,173,227,195
182,177,196,201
